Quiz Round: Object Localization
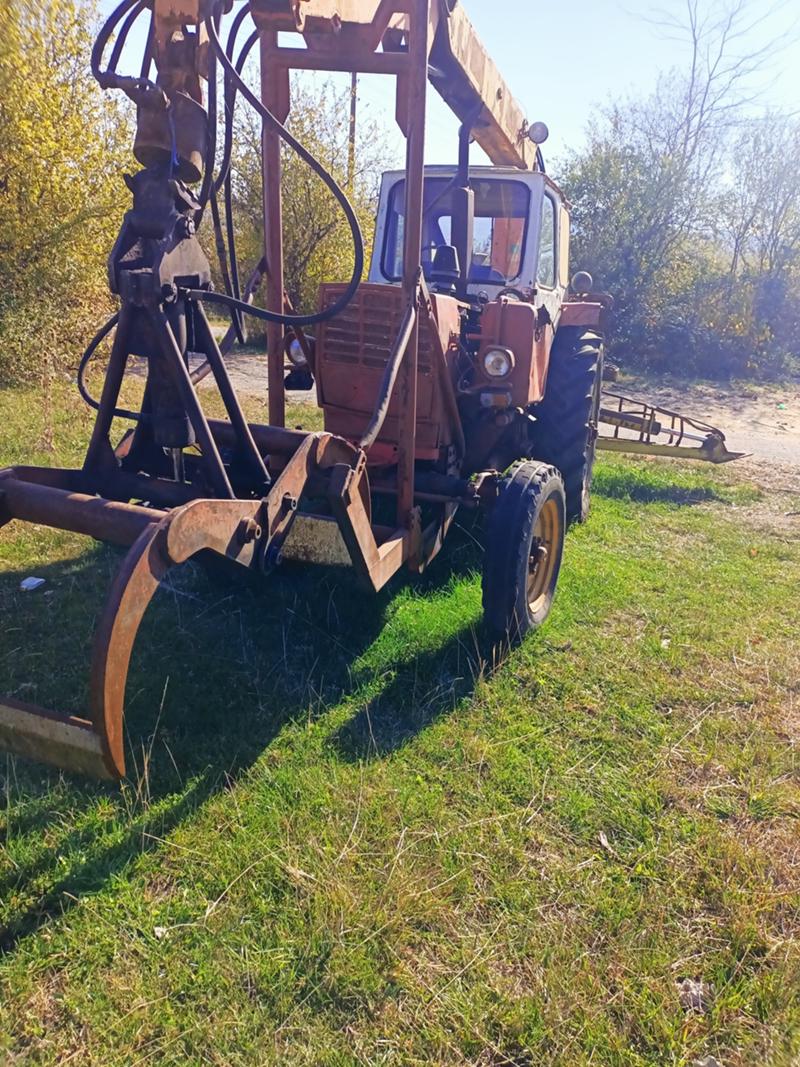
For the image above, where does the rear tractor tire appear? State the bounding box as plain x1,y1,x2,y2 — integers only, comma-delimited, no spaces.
482,461,566,644
530,329,604,525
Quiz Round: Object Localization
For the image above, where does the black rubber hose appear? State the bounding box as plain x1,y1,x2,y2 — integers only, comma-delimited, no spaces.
91,0,144,85
221,30,260,337
222,29,259,280
224,168,243,318
195,8,221,220
213,25,258,197
194,20,257,344
190,256,267,385
199,14,255,340
182,8,364,328
107,0,147,75
210,188,246,343
212,27,259,341
77,313,144,423
219,29,259,319
140,9,155,80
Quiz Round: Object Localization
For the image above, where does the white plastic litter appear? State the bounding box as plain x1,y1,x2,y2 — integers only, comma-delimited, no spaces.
20,577,46,592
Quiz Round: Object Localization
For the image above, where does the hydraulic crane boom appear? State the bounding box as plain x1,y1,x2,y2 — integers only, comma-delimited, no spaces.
427,3,539,168
150,0,540,171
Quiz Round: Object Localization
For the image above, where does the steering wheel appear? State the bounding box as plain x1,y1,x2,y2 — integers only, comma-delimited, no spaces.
496,287,529,302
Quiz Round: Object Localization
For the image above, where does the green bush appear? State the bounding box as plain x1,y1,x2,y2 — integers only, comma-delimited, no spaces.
0,0,132,383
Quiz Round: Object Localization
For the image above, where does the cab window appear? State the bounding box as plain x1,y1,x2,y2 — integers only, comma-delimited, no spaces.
382,178,530,285
537,194,556,288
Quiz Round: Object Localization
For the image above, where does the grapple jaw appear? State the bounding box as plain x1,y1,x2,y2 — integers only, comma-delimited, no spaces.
0,432,368,779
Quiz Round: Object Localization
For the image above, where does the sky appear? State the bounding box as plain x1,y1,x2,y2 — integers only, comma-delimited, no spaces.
455,0,799,162
100,0,800,174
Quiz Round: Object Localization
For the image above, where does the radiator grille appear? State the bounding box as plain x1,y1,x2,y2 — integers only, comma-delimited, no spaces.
319,285,434,373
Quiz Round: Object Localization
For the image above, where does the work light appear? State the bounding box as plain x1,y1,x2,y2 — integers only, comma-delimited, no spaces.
483,347,515,379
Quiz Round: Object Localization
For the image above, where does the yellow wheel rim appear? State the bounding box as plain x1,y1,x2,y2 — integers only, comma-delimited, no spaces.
527,497,561,615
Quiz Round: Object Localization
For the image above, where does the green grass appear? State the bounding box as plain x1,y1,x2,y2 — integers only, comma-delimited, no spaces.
0,380,799,1065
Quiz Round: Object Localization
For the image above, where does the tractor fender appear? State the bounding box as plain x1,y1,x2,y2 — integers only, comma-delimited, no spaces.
558,301,606,329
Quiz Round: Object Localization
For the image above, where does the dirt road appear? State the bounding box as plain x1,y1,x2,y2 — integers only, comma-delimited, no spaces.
198,349,799,487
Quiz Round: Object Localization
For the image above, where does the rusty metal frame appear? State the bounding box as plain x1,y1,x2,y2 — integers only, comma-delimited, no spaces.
252,0,474,583
0,425,392,778
598,392,747,464
255,0,435,538
0,0,527,779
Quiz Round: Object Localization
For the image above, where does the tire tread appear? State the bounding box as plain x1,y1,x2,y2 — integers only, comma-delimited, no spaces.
531,329,603,524
482,461,565,640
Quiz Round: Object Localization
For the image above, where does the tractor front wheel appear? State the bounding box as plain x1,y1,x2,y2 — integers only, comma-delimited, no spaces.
482,461,566,644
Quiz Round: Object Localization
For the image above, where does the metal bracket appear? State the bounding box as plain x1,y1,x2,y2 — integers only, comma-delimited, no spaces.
598,392,747,464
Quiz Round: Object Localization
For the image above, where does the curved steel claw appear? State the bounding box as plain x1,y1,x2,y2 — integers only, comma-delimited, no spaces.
90,495,272,777
0,433,362,779
89,520,172,777
0,497,267,779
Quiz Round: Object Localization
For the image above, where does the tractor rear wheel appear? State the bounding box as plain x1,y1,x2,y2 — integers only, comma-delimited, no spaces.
530,329,604,525
482,461,566,644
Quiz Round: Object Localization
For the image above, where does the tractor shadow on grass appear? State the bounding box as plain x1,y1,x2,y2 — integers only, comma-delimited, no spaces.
330,629,489,761
593,465,726,506
330,521,518,762
0,520,488,953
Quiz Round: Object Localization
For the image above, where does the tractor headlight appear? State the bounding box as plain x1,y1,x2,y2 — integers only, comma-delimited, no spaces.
483,347,515,379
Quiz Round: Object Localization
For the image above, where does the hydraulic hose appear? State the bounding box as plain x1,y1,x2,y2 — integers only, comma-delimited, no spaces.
81,0,365,416
91,0,147,87
221,256,267,355
218,28,259,326
77,313,145,423
77,266,269,416
140,10,155,80
213,23,258,198
190,257,268,386
108,0,147,75
195,5,223,221
209,188,246,344
210,26,259,343
182,8,365,329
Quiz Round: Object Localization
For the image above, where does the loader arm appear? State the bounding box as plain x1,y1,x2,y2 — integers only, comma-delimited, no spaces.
426,3,539,168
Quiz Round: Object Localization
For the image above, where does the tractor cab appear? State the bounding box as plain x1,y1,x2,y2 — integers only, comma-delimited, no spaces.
369,166,570,322
312,166,574,470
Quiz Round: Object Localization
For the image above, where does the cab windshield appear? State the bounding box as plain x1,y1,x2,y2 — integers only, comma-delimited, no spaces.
381,177,530,286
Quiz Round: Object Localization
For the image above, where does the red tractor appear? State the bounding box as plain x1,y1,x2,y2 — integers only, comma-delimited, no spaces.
0,0,740,778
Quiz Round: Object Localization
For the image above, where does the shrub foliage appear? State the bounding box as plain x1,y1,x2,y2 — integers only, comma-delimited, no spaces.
559,4,800,380
0,0,132,383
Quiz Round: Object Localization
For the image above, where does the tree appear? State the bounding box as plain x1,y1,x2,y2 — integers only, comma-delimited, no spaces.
558,0,800,378
711,114,800,374
0,0,133,382
718,114,800,277
220,74,395,322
